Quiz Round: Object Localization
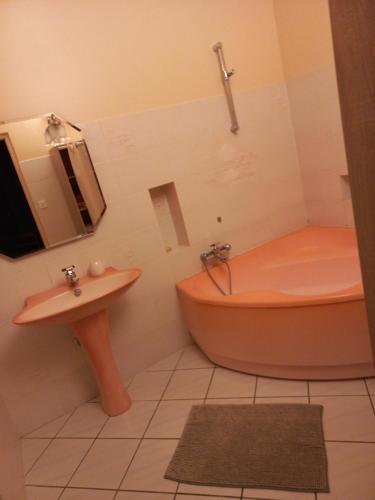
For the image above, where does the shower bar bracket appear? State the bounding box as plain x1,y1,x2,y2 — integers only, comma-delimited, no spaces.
212,42,239,134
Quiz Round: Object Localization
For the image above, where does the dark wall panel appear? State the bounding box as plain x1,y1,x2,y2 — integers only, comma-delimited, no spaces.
329,0,375,360
0,139,44,258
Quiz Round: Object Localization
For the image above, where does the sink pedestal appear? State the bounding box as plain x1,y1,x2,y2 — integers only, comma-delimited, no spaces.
70,310,132,416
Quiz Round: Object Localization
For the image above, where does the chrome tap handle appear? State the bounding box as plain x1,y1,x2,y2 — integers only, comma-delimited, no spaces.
210,242,231,251
61,265,79,286
61,265,75,274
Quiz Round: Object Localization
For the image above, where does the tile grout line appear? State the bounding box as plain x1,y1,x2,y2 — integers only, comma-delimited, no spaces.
204,364,244,500
23,408,77,477
204,365,216,402
246,375,257,500
29,352,375,499
27,484,118,492
25,484,292,500
115,348,186,499
325,439,375,444
310,379,321,500
24,373,139,482
175,360,216,498
23,408,75,439
176,492,245,499
57,409,111,499
307,380,311,404
83,393,375,405
252,376,258,404
171,349,188,500
148,366,215,372
23,438,53,477
173,350,211,500
364,378,375,417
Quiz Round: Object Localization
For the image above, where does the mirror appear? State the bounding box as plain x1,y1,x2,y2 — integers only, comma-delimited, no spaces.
0,113,106,259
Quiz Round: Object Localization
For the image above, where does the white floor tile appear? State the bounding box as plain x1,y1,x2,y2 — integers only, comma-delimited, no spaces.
22,346,375,498
27,413,72,438
243,487,314,499
176,344,214,369
57,403,108,438
178,482,241,497
146,350,182,371
163,369,213,399
22,438,52,475
207,367,256,398
116,493,174,500
317,442,375,499
145,400,203,438
128,371,172,400
310,395,375,442
26,438,93,486
255,396,309,404
256,377,308,397
99,401,158,438
60,488,116,499
69,438,139,489
25,486,63,500
120,439,178,493
309,379,368,396
205,398,253,405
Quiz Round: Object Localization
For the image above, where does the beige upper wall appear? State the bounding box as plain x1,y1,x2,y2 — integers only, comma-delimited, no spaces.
273,0,335,80
0,0,284,122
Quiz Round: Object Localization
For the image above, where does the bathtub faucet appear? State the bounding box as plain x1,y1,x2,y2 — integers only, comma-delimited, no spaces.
200,242,232,262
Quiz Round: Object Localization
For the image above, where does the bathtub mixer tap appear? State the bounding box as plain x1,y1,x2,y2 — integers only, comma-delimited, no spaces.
200,242,232,263
200,243,232,296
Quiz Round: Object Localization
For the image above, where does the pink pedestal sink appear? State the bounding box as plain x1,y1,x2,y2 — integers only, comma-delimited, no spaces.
13,267,141,416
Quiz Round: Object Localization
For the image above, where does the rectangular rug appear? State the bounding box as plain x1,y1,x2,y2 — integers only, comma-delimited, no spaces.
165,404,329,492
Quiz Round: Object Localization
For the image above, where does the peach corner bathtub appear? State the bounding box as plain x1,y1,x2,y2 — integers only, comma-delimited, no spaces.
177,226,375,380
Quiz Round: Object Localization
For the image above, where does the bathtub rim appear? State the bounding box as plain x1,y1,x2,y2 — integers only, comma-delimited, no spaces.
177,225,363,308
176,282,363,308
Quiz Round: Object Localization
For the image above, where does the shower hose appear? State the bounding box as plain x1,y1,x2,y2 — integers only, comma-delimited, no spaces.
202,259,232,296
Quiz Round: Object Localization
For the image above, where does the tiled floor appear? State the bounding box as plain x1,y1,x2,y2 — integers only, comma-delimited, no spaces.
23,345,375,500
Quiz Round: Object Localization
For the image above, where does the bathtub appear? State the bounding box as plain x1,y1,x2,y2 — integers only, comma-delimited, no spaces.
177,226,375,380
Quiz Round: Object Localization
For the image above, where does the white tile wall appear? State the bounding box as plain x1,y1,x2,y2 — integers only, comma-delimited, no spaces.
286,64,354,227
0,84,307,435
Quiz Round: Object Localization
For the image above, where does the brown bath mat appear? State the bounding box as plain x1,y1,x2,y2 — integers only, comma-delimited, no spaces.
165,404,329,493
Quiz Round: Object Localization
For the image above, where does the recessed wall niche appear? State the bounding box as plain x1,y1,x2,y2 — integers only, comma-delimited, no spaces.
149,182,190,253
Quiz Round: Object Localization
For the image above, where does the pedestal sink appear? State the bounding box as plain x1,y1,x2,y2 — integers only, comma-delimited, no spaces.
13,267,141,416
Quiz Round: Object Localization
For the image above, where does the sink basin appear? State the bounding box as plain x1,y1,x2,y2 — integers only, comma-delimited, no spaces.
13,267,141,416
13,267,141,326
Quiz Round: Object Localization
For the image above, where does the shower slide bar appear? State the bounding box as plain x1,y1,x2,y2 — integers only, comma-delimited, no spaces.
212,41,239,134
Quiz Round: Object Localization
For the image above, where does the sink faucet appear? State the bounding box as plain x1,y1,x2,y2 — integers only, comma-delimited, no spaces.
61,265,80,287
